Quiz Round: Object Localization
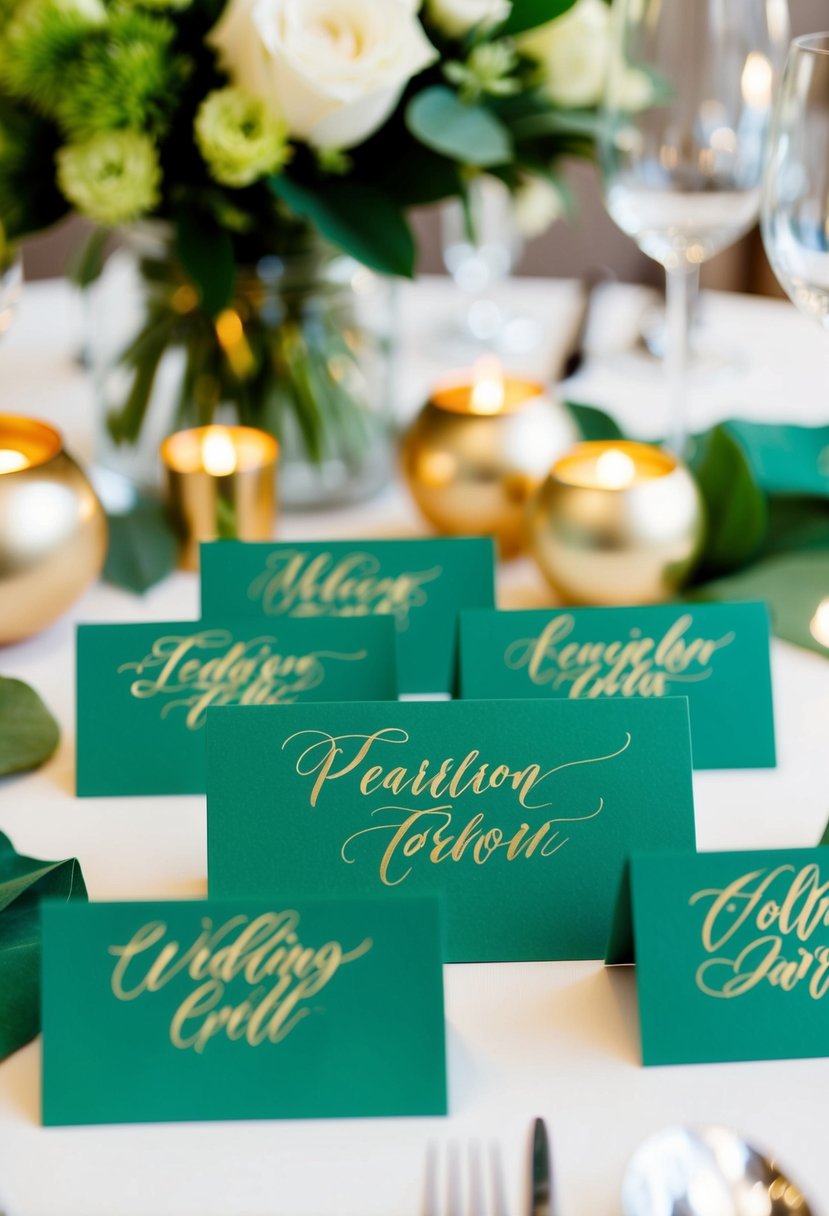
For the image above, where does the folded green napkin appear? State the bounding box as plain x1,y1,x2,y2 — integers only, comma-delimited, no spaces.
0,832,87,1062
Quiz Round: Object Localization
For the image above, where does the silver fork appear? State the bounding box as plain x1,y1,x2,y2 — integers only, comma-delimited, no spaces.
423,1140,509,1216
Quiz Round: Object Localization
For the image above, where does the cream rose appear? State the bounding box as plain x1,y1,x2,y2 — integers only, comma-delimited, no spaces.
208,0,438,150
519,0,610,109
425,0,510,39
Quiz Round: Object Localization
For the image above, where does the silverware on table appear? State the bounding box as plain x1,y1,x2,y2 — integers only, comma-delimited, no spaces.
529,1117,553,1216
622,1125,814,1216
423,1140,508,1216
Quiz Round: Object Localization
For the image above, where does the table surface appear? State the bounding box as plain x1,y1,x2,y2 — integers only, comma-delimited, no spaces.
1,275,829,1216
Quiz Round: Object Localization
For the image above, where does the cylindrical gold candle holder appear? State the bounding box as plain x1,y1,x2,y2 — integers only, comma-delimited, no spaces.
528,440,705,605
0,414,107,644
402,359,578,557
160,425,278,571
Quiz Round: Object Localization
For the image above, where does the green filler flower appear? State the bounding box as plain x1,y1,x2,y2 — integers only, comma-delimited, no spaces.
195,87,290,189
56,130,160,224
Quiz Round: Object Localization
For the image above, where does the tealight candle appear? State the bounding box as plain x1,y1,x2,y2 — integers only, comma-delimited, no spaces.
402,357,578,556
810,597,829,649
528,439,705,605
160,424,278,571
0,414,107,643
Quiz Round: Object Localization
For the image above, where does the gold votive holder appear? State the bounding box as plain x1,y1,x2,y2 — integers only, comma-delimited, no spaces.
402,358,578,557
160,424,278,571
0,414,107,643
528,439,705,605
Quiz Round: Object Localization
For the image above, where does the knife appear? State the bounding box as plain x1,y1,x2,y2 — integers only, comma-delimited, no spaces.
530,1117,553,1216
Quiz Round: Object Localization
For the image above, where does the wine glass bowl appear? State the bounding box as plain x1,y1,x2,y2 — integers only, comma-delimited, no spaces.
762,33,829,331
600,0,790,452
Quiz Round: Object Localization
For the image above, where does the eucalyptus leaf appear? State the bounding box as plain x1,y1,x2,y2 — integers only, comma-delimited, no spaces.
567,400,625,442
175,211,235,317
689,424,768,580
693,551,829,658
0,678,59,777
406,87,513,168
0,831,87,1062
103,501,178,594
65,226,109,289
270,176,415,278
500,0,578,35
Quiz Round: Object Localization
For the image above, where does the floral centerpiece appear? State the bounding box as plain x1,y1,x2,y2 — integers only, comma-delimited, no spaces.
0,0,614,503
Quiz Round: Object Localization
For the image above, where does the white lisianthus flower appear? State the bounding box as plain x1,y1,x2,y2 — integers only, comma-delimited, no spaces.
607,65,653,112
519,0,610,109
207,0,438,150
425,0,510,39
196,86,290,186
513,174,566,240
57,131,161,225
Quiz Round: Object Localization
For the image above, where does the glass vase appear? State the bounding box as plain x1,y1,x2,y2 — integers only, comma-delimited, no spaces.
86,224,397,509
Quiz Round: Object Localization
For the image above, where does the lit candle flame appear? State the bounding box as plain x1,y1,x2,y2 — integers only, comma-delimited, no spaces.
595,448,637,489
0,447,29,474
471,357,506,415
810,597,829,649
201,426,238,477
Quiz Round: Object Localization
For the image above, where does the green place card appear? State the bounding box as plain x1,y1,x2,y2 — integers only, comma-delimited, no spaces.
76,616,397,796
459,602,775,770
199,538,496,694
41,895,446,1125
206,699,696,962
606,850,829,1066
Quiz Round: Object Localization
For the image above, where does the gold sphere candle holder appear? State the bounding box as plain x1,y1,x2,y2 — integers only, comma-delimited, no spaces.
528,440,705,605
160,424,278,571
0,414,107,644
402,358,579,557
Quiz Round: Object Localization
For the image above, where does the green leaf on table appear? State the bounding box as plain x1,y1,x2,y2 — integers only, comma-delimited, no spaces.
500,0,577,35
689,424,768,580
175,211,235,317
0,831,87,1062
764,497,829,559
0,678,59,777
103,500,178,594
693,551,829,659
270,176,415,278
406,87,513,168
566,400,625,442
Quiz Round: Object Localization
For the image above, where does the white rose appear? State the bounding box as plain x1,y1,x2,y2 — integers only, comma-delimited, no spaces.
519,0,610,109
425,0,510,39
208,0,438,150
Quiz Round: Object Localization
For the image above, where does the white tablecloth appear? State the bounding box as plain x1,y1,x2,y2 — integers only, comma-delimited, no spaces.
1,276,828,1216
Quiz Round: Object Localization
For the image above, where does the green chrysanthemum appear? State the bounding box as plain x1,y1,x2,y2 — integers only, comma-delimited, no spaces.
56,129,161,224
55,10,190,140
195,87,290,189
0,0,105,114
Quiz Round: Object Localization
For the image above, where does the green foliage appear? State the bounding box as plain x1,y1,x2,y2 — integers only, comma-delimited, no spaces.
689,425,768,580
0,677,59,777
406,86,513,167
0,97,67,239
270,175,415,279
0,0,97,116
500,0,578,36
567,400,625,441
103,500,177,594
0,830,87,1063
175,207,234,315
54,11,191,142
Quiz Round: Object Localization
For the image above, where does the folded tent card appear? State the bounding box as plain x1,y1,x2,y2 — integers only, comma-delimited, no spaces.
199,537,496,695
606,848,829,1066
206,698,696,962
459,601,775,770
41,895,447,1125
76,615,397,796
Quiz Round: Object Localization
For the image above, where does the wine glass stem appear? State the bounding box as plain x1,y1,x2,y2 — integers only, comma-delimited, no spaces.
664,263,699,456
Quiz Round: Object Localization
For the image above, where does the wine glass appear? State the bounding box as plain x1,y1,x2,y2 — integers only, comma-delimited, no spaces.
600,0,790,454
762,33,829,332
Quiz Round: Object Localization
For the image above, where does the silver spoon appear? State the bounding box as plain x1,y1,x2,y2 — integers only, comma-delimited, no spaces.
622,1125,814,1216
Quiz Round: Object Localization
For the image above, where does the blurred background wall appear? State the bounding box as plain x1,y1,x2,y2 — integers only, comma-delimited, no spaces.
21,0,828,293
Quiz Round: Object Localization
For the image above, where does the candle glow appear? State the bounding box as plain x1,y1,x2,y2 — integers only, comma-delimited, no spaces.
470,357,506,415
595,449,637,489
0,448,30,474
810,598,829,649
200,426,238,477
